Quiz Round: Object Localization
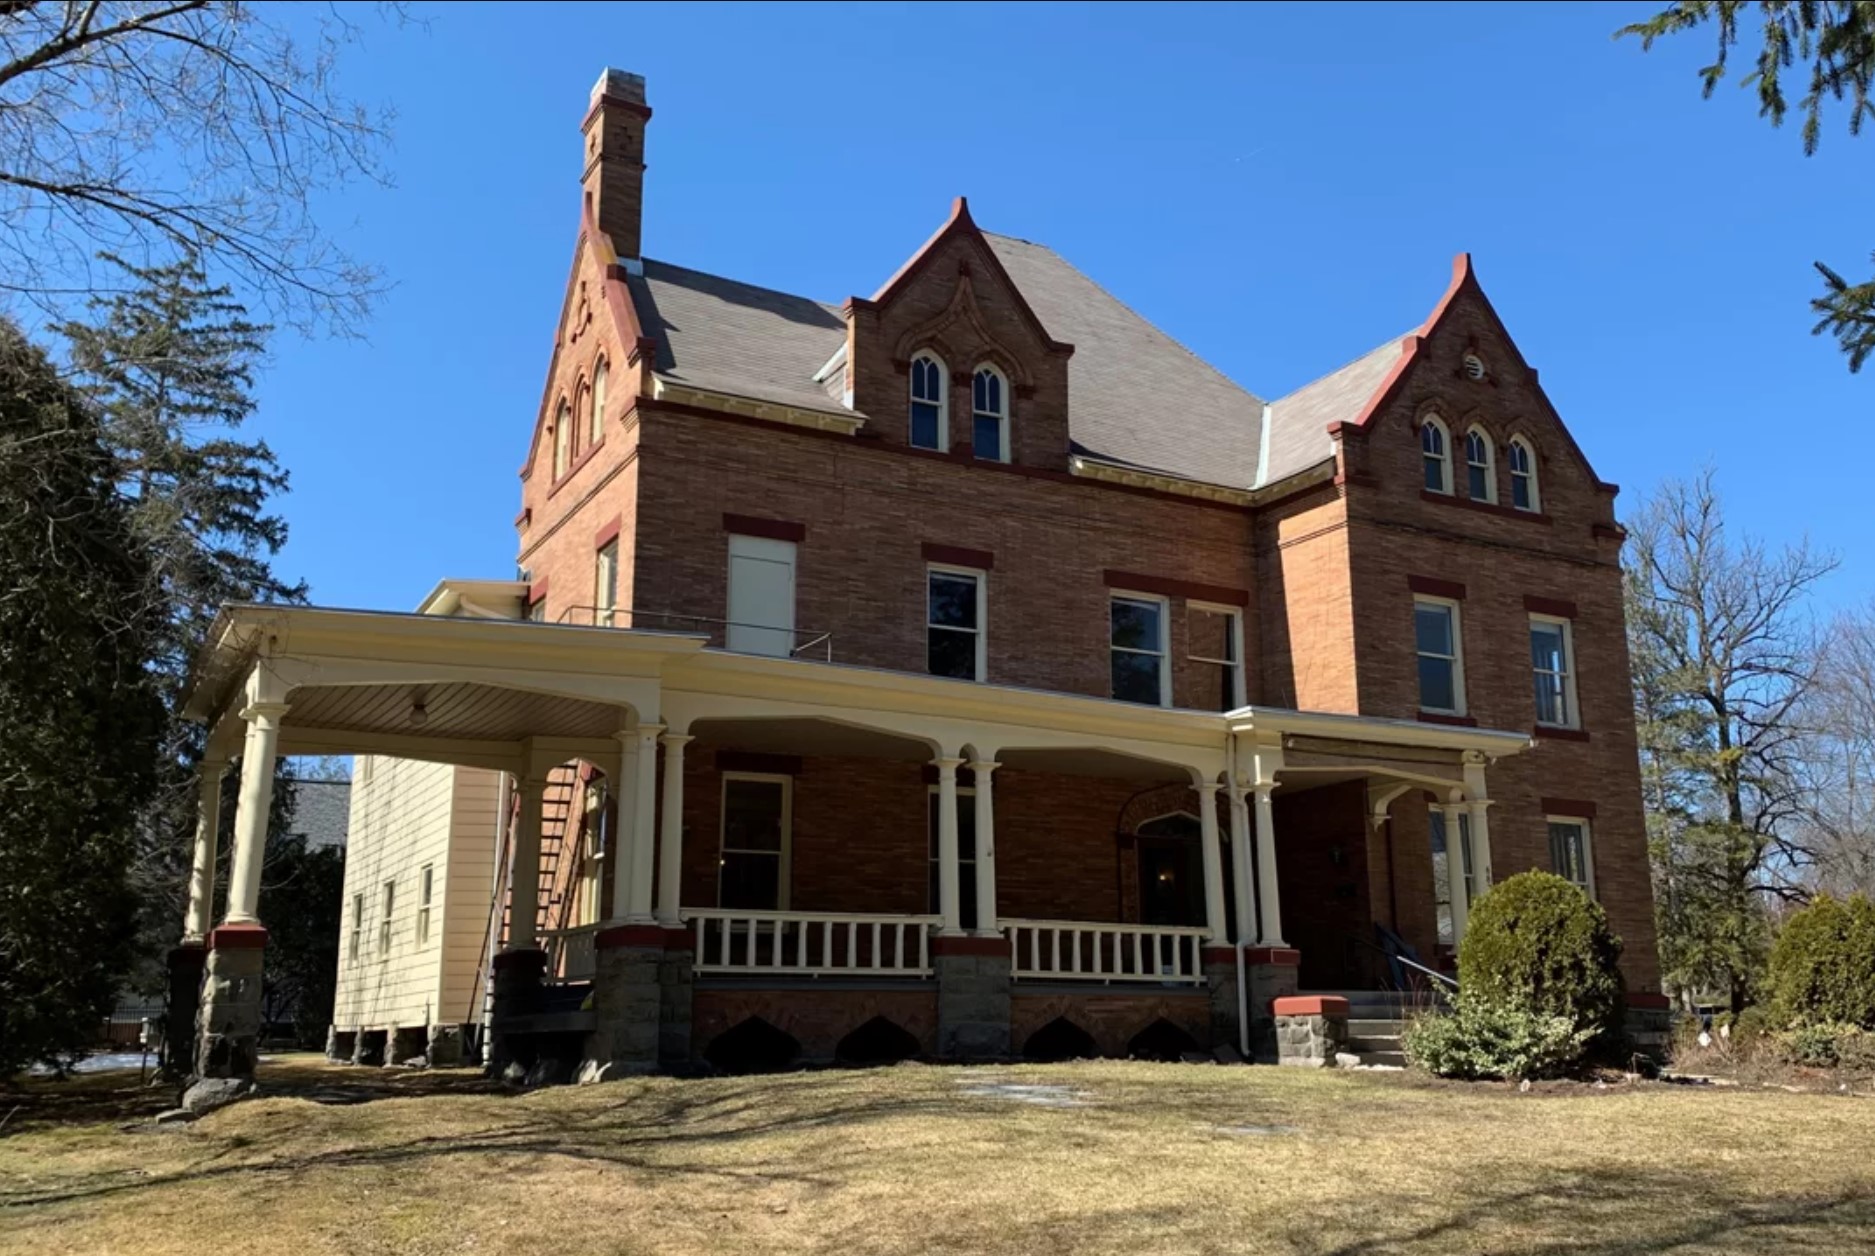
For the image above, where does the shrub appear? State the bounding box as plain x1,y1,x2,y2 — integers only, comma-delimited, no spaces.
1402,1000,1594,1081
1774,1023,1875,1070
1767,894,1875,1031
1458,871,1625,1039
1728,1005,1774,1057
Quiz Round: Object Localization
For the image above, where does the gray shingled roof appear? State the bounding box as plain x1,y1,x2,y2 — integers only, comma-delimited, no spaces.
625,236,1400,492
1262,334,1410,486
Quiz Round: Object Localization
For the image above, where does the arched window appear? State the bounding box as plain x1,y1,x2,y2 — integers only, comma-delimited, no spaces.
909,353,947,450
1465,427,1495,502
552,399,571,479
1421,417,1452,494
971,365,1008,462
590,359,609,446
1509,437,1540,512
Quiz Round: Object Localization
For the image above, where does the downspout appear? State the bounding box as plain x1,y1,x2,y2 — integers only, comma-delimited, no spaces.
1228,734,1250,1060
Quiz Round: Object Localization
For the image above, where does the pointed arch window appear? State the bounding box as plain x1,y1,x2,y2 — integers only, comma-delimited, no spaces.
552,398,572,480
1421,417,1452,495
1464,427,1495,502
1509,437,1540,512
909,353,947,451
590,360,609,446
971,365,1008,462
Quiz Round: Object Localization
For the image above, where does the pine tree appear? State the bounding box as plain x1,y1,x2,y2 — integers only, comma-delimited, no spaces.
0,319,164,1074
59,253,309,1008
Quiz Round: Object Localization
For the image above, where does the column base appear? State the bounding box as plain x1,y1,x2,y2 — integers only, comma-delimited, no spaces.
1272,995,1350,1067
487,947,547,1079
1244,948,1301,1064
658,934,694,1068
1202,945,1243,1058
164,942,208,1078
196,925,267,1080
583,931,664,1080
935,935,1011,1061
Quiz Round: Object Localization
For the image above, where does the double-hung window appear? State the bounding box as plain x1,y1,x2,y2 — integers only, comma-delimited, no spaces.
349,892,365,961
378,880,395,957
1428,809,1477,947
927,566,986,681
416,865,435,947
909,353,947,451
1548,817,1595,896
1110,593,1170,706
1530,615,1579,728
718,773,791,910
1414,597,1465,715
971,366,1008,462
1465,428,1495,502
1188,603,1245,711
594,539,619,628
1509,438,1540,512
1421,417,1452,494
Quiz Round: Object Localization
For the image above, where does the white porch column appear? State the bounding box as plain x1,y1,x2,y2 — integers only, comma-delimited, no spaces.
182,759,228,941
656,732,692,926
934,756,964,935
508,771,548,950
607,732,636,922
1441,801,1470,941
1227,785,1256,944
628,723,663,923
1196,781,1228,945
224,698,288,925
969,758,999,936
1468,800,1495,891
1252,784,1286,947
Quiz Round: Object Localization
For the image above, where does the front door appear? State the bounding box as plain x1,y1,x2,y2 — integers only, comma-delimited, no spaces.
1136,815,1205,927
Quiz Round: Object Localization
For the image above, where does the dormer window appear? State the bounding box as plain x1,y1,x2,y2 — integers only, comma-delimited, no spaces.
590,359,609,445
971,365,1008,462
552,398,572,480
1421,417,1452,495
1509,437,1540,512
909,353,947,451
1465,427,1495,502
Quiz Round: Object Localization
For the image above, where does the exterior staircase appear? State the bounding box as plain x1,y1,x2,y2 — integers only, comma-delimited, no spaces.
1303,989,1447,1068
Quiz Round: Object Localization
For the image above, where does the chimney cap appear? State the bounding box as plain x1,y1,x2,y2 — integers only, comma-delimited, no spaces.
591,67,646,105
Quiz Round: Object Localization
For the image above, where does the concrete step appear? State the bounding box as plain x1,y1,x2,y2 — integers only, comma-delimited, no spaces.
1347,1034,1403,1054
1347,1017,1407,1036
1356,1049,1408,1068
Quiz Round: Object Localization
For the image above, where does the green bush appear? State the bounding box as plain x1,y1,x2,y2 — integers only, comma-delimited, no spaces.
1458,871,1625,1039
1774,1023,1875,1069
1728,1005,1773,1056
1402,1000,1594,1081
1767,894,1875,1031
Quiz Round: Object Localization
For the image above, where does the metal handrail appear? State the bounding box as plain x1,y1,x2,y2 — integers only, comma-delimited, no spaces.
554,605,834,661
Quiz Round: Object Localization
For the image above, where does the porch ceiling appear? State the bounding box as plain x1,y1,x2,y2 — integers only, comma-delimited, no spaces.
689,716,934,761
995,746,1190,783
285,681,625,743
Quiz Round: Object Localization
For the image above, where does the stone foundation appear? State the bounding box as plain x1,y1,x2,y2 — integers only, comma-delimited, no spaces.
1203,946,1242,1054
586,931,663,1078
196,925,267,1079
657,942,694,1067
427,1023,466,1067
163,942,208,1078
487,947,547,1075
935,938,1012,1061
1245,948,1301,1063
1271,995,1350,1067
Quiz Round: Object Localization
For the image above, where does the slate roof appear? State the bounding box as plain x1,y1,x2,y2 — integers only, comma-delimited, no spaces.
624,228,1412,492
284,778,351,850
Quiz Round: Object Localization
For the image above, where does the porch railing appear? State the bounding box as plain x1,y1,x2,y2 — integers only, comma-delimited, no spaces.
540,923,602,982
556,605,834,662
686,909,939,977
1006,918,1211,985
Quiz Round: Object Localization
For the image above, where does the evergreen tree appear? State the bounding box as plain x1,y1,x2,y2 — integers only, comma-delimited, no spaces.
0,319,164,1074
59,253,307,1001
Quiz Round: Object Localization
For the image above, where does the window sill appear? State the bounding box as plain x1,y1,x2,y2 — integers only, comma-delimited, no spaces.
547,436,607,501
1416,711,1478,727
1420,489,1552,526
1534,725,1590,742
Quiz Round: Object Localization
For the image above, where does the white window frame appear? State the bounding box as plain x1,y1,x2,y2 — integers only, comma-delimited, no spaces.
1509,437,1540,513
1421,416,1453,495
1464,427,1496,503
1529,614,1580,729
1110,591,1172,708
349,891,365,961
970,364,1009,463
926,564,987,682
552,398,571,480
1547,816,1596,897
416,864,435,947
377,879,395,959
1428,808,1477,948
908,351,948,452
1187,600,1246,711
594,538,619,628
590,358,609,446
717,771,794,910
1414,595,1467,716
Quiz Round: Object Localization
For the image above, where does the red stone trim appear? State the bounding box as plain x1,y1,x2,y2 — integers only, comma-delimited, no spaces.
922,542,995,571
1407,574,1467,600
718,750,802,776
593,516,622,550
490,947,547,972
527,576,550,606
1243,947,1301,967
546,436,606,502
1592,522,1627,541
1420,489,1555,526
722,513,806,543
1417,711,1479,728
1200,944,1239,966
1272,995,1349,1018
595,924,668,950
514,507,532,530
168,941,208,963
208,924,268,950
1103,569,1251,607
661,926,696,951
930,934,1012,958
1523,595,1579,619
582,94,654,129
1534,725,1591,743
1626,992,1671,1010
1541,797,1598,818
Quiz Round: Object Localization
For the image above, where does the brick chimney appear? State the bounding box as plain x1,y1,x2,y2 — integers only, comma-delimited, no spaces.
581,68,651,263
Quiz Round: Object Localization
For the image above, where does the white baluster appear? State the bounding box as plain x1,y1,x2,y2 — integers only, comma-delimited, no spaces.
846,921,857,969
894,924,906,971
871,921,882,971
1051,928,1061,974
772,917,784,970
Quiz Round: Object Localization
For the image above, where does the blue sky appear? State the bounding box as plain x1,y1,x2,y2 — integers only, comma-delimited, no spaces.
253,1,1872,614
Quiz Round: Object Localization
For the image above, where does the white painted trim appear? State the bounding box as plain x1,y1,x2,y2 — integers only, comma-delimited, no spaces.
1187,600,1247,711
1464,425,1496,504
686,908,939,977
1546,815,1596,898
969,362,1010,463
1529,614,1580,730
718,771,793,911
1508,436,1541,513
1413,595,1467,717
908,350,949,452
1006,918,1210,984
926,563,988,683
1109,590,1173,708
650,377,866,435
1421,415,1453,495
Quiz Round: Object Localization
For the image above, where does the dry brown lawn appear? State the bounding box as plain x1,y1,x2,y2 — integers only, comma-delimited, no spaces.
2,1054,1872,1255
